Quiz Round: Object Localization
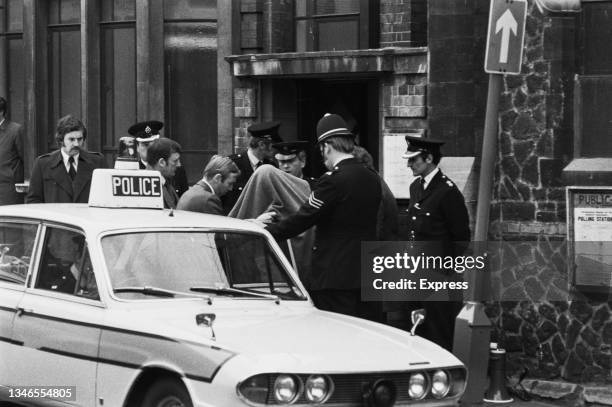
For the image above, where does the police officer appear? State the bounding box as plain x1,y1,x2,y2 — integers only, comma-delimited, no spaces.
403,135,470,351
128,121,188,197
272,140,316,189
265,114,382,321
222,121,281,213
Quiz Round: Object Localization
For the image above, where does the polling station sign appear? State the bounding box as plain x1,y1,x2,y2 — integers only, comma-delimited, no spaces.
567,187,612,292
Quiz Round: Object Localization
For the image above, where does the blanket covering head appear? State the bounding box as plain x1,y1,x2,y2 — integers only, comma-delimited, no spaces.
228,165,315,286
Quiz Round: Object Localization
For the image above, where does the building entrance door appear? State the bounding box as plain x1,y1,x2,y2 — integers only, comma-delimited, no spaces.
297,79,378,177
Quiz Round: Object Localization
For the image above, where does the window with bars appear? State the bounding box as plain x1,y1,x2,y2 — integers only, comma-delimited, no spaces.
295,0,375,52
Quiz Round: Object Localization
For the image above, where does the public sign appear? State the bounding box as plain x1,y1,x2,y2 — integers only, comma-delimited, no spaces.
484,0,527,74
567,187,612,292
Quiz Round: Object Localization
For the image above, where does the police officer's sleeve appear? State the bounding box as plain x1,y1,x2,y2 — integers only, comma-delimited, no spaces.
440,187,470,246
265,174,339,241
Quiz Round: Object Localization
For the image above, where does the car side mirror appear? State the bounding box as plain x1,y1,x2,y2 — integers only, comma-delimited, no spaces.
410,309,426,336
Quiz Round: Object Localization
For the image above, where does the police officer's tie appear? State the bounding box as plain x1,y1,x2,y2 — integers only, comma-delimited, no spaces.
419,177,426,199
68,156,76,180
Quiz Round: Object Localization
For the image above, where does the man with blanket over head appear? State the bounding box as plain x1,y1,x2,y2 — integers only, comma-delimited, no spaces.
229,164,314,285
263,113,382,322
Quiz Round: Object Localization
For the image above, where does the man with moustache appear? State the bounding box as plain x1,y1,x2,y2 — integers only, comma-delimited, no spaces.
27,115,105,204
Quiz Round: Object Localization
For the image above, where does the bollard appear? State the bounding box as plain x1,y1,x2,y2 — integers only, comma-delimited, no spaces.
483,343,513,403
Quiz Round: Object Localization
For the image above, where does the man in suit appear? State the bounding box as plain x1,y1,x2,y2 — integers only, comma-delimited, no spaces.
272,140,317,189
222,121,281,214
177,155,240,215
0,97,24,205
265,114,382,321
146,138,182,209
403,135,470,351
129,120,188,197
27,115,106,204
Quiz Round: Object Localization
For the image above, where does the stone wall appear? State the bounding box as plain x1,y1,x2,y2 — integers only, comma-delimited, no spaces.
488,1,612,387
427,0,488,157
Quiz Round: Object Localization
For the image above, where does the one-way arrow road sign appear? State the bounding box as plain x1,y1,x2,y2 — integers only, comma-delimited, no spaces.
485,0,527,75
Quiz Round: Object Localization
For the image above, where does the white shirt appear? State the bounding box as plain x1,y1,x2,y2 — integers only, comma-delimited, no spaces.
203,179,216,195
247,149,262,171
60,149,79,172
421,167,439,190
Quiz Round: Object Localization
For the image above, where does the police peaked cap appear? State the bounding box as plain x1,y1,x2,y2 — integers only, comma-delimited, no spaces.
128,120,163,142
316,113,354,144
247,121,282,142
272,141,310,161
402,135,445,159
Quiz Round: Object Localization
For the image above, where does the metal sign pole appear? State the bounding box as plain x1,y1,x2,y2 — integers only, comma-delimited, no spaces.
453,73,502,405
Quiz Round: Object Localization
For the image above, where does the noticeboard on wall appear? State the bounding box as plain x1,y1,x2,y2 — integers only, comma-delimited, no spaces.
567,187,612,292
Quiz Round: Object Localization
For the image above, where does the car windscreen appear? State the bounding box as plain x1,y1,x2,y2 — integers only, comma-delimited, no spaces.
101,231,306,300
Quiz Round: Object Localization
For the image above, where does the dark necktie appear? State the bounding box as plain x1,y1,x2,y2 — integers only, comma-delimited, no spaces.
68,156,76,180
420,177,426,193
256,161,263,169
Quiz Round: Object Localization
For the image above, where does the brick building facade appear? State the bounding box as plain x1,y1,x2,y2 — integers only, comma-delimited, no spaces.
2,0,612,400
221,0,612,399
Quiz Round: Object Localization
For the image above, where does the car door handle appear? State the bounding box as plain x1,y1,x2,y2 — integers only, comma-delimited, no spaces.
16,307,33,317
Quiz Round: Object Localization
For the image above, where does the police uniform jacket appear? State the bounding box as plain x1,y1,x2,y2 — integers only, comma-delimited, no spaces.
26,149,106,204
302,175,317,190
405,169,470,255
266,157,381,290
222,152,276,214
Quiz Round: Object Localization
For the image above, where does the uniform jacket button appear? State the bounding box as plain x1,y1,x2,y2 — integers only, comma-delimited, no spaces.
412,216,416,220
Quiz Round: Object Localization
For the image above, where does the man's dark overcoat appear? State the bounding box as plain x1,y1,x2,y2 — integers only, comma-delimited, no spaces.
26,150,106,204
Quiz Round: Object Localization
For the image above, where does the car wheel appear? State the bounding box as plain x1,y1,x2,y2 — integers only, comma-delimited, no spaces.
140,378,193,407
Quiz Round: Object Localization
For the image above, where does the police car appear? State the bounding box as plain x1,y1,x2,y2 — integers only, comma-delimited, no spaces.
0,169,467,407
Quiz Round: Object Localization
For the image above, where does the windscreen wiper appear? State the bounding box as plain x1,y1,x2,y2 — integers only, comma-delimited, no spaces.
114,285,212,302
190,286,280,303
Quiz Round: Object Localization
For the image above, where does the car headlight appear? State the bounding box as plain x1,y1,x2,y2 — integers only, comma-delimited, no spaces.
431,370,450,399
238,374,269,404
305,375,330,403
408,372,427,399
273,374,300,404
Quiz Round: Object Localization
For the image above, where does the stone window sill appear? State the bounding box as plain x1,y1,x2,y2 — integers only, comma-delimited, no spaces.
562,158,612,185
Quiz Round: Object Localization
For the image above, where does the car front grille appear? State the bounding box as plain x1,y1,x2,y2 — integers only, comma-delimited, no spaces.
265,369,465,405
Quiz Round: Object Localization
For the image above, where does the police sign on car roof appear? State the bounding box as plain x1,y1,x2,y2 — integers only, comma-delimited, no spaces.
88,169,164,209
